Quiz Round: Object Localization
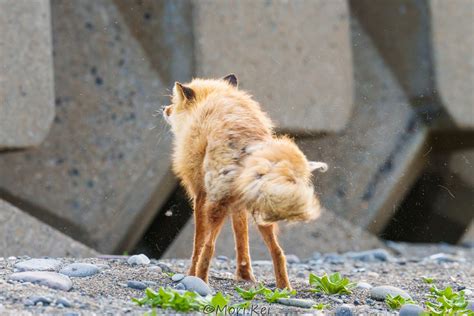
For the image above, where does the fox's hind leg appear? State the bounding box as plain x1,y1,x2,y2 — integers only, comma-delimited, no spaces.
231,209,256,282
196,204,227,283
258,223,291,289
188,191,207,276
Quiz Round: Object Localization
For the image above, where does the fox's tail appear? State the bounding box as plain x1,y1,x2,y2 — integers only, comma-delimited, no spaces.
236,137,326,225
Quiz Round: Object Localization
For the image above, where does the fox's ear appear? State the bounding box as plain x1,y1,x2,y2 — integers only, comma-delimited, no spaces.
309,161,328,173
222,74,238,87
174,82,195,101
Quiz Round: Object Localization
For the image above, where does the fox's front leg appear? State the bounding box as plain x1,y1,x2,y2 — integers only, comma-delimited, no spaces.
188,191,207,276
231,210,256,282
258,223,291,289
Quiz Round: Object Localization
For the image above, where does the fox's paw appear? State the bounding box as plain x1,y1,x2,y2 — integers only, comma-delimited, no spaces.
235,269,257,283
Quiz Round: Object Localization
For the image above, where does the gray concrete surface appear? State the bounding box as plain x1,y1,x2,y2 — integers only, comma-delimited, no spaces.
0,0,55,148
0,199,97,257
193,0,354,133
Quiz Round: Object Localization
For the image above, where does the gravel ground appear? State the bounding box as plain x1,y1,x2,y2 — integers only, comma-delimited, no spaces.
0,243,472,315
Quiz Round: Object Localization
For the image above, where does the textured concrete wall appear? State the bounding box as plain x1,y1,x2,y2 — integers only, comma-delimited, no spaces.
352,0,474,129
430,0,474,129
0,0,55,148
0,199,97,257
0,0,193,253
193,0,354,133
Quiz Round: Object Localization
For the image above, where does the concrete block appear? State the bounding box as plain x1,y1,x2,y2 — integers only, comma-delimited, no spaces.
193,0,354,133
0,0,55,148
461,221,474,245
0,0,192,253
0,199,97,257
293,18,429,233
164,210,384,259
352,0,474,129
430,0,474,129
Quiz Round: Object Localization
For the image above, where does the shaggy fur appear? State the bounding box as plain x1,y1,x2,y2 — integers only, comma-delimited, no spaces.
163,75,326,289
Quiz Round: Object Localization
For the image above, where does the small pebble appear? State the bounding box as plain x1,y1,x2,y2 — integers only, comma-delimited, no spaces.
60,263,99,277
56,297,73,308
15,259,62,272
147,265,162,273
276,298,315,309
325,253,345,265
428,253,462,263
9,271,72,291
171,273,185,282
127,280,147,290
335,304,354,316
24,296,52,306
216,255,228,261
252,260,272,266
175,283,186,290
468,300,474,312
179,276,212,296
399,304,425,316
356,282,373,289
370,285,411,301
286,254,300,264
345,249,391,262
329,296,343,304
296,271,306,278
127,254,150,266
156,262,172,272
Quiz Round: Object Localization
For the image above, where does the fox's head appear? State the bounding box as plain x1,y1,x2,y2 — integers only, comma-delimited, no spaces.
163,74,238,133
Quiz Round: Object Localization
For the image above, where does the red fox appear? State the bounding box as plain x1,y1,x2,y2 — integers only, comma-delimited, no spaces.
163,74,327,289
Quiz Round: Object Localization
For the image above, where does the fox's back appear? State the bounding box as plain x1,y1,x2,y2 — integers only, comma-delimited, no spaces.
172,88,273,198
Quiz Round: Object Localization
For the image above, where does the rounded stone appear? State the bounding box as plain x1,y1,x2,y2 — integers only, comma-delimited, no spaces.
399,304,425,316
179,276,212,296
156,262,172,272
59,263,99,277
276,298,316,309
56,297,73,308
370,285,411,301
356,282,373,289
24,296,52,306
127,280,147,290
216,255,228,261
147,265,162,273
127,254,150,266
175,283,186,291
171,273,185,282
335,304,354,316
9,271,72,291
286,254,301,264
346,249,391,262
468,300,474,312
15,259,62,272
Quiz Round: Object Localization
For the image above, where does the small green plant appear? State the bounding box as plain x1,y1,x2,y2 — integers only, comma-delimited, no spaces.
385,294,416,310
132,287,208,312
209,292,231,309
422,276,434,284
235,284,295,303
309,272,355,295
425,286,473,315
313,303,330,310
261,287,296,303
235,285,266,300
